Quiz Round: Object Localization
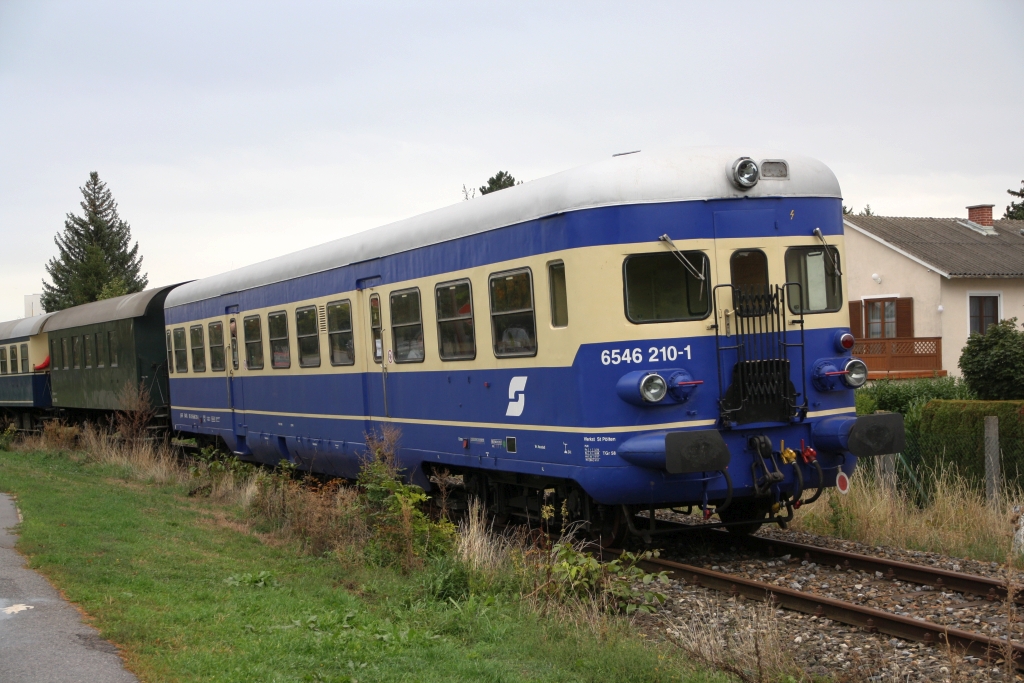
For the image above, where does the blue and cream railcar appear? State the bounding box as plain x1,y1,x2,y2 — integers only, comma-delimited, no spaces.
0,313,54,429
164,148,903,539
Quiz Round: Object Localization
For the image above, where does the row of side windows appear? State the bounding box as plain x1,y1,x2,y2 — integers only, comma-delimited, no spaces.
0,344,29,375
48,333,119,371
169,263,569,373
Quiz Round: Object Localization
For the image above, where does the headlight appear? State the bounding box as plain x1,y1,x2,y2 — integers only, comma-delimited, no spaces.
843,359,868,388
640,373,668,402
731,157,759,189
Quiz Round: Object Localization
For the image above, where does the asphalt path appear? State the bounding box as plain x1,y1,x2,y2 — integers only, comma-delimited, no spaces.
0,493,138,683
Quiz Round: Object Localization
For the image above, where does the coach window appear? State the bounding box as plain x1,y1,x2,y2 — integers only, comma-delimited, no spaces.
21,344,29,373
268,311,291,369
548,262,569,328
243,315,264,370
72,338,81,369
327,300,355,366
390,289,424,363
490,269,537,357
61,338,69,370
108,331,118,367
8,346,17,375
84,335,93,369
190,325,206,372
369,295,383,364
172,327,188,373
435,280,475,360
295,306,320,368
49,340,57,371
624,252,710,323
785,246,841,314
0,347,6,374
96,333,104,368
209,322,226,372
166,331,174,373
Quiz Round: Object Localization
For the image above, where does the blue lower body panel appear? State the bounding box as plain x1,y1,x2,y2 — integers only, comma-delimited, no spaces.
0,374,51,408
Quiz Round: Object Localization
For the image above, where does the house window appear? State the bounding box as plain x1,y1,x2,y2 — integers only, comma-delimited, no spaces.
866,300,896,338
970,295,999,335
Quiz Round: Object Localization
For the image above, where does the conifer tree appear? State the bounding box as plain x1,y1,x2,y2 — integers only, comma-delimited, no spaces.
41,172,148,312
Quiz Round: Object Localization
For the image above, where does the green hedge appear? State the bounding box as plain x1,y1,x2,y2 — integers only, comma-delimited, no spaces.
915,400,1024,484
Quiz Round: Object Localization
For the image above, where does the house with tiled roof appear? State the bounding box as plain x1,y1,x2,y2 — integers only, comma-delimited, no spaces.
844,204,1024,378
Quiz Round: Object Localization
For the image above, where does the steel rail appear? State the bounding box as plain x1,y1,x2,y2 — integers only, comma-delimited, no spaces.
605,548,1024,668
636,516,1022,605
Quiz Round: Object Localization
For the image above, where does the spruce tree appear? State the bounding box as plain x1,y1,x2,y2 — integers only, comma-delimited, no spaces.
41,172,148,312
1006,180,1024,220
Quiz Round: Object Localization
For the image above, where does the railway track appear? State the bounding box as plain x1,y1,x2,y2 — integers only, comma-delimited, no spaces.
608,524,1024,668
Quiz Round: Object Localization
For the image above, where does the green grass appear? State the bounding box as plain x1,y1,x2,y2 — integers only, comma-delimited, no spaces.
0,449,720,683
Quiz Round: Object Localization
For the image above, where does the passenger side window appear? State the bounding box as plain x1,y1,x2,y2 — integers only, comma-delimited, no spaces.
108,331,118,367
435,280,475,360
209,322,225,372
268,311,291,369
369,295,383,364
190,325,206,372
327,300,355,366
785,246,841,314
9,345,18,374
624,252,710,323
96,333,104,368
295,306,320,368
390,289,424,363
61,338,69,370
490,269,537,357
173,327,188,373
49,340,57,371
84,335,93,368
548,262,569,328
71,339,79,370
166,331,174,373
21,344,28,373
243,316,264,370
0,347,6,374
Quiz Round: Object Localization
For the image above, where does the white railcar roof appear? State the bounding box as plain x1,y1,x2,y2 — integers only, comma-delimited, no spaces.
166,147,841,308
0,313,53,342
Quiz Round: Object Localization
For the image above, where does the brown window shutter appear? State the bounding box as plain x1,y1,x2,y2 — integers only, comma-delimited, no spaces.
848,300,863,338
895,298,914,338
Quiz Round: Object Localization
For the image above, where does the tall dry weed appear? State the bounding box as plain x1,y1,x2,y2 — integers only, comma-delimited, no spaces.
456,497,514,574
113,381,157,443
793,464,1022,563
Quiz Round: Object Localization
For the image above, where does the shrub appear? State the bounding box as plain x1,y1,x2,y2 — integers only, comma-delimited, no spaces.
0,424,16,451
855,376,974,416
959,318,1024,400
916,400,1024,484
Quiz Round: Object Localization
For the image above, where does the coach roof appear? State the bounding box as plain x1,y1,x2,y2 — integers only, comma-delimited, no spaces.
165,147,842,308
0,314,53,343
45,285,182,332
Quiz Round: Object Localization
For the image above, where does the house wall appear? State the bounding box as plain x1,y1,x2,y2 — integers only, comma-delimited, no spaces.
843,226,944,337
939,278,1024,375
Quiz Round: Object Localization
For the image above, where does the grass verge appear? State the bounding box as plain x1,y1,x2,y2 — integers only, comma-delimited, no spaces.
0,445,722,683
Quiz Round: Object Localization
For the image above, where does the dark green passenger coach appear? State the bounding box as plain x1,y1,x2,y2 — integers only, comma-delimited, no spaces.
46,285,181,415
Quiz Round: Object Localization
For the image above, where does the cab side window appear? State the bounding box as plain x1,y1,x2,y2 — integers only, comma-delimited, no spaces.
435,280,475,360
173,327,188,373
785,246,842,314
243,315,264,370
490,269,537,357
624,252,710,323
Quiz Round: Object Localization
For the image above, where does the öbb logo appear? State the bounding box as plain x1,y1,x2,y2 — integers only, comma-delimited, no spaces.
506,376,528,417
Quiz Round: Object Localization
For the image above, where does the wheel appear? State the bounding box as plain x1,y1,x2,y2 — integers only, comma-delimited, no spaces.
589,505,627,548
717,498,770,536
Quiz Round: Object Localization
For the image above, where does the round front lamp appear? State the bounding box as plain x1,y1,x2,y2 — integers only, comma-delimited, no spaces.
731,157,760,189
639,373,668,403
842,359,869,388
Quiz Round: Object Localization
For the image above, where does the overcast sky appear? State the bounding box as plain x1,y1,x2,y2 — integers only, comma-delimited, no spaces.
1,1,1022,321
